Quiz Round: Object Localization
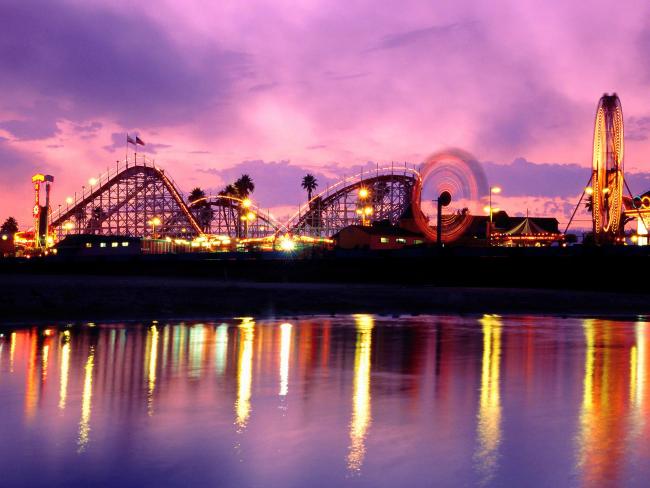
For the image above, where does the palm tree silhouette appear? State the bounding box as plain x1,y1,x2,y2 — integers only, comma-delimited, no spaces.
188,187,206,204
301,174,318,202
234,174,255,198
584,194,593,213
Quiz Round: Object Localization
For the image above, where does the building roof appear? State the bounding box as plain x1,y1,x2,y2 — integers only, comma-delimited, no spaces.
333,222,423,238
505,217,549,235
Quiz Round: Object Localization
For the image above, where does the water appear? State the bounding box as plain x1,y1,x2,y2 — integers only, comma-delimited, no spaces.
0,315,648,488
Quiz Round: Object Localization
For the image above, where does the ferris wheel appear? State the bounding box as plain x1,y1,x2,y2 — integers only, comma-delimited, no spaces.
591,93,624,239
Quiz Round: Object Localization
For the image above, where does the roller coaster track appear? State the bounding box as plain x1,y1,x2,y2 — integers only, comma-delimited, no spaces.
284,167,419,238
49,159,421,241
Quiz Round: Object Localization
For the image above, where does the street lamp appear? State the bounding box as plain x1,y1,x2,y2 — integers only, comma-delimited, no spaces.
488,186,502,246
149,217,161,238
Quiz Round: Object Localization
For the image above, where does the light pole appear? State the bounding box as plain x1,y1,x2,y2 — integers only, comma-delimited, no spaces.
149,217,161,239
357,186,371,225
436,191,452,247
488,186,501,246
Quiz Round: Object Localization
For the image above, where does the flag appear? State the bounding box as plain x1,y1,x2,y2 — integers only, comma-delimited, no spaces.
135,136,145,146
127,134,136,145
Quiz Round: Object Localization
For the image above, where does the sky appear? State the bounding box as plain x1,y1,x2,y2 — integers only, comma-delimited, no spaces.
3,0,650,229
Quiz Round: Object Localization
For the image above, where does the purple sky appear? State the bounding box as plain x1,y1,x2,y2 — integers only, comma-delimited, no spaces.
2,0,650,228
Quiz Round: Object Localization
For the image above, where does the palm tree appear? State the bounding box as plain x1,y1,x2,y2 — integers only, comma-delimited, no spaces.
301,174,318,202
0,217,18,235
188,187,206,204
584,194,593,213
219,184,238,198
234,174,255,198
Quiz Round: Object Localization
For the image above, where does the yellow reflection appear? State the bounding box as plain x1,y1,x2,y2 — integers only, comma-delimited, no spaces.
189,324,205,377
235,318,254,430
78,346,95,452
630,322,647,436
58,332,70,411
347,314,373,473
279,323,292,397
215,324,228,375
475,314,502,483
10,332,16,372
24,332,38,421
147,326,159,416
631,322,646,409
41,344,50,381
577,319,596,473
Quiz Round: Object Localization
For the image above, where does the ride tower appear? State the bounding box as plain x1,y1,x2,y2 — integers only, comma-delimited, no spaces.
32,173,54,249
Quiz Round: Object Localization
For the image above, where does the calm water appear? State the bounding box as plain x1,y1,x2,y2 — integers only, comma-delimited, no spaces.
0,315,649,487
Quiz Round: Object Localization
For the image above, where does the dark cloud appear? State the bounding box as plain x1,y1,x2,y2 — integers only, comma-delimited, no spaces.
0,139,46,183
249,82,279,92
484,157,650,198
0,0,250,130
367,21,476,52
324,72,370,81
626,116,650,141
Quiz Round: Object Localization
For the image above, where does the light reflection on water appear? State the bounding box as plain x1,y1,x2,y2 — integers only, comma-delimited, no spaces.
0,315,649,487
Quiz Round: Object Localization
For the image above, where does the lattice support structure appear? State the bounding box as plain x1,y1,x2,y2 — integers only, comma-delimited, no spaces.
286,168,418,238
50,161,202,240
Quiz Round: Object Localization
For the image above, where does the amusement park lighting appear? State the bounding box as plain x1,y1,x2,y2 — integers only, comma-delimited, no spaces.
491,186,502,194
246,211,256,221
89,177,98,186
63,221,74,231
602,188,610,194
364,206,373,215
66,196,74,204
279,236,295,252
585,187,594,195
151,217,161,226
1,235,6,241
242,198,252,208
358,188,369,199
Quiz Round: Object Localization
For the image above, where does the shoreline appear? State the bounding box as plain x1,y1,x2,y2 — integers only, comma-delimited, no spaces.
1,274,649,324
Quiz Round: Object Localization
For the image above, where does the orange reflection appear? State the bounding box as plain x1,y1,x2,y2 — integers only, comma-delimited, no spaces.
577,319,635,487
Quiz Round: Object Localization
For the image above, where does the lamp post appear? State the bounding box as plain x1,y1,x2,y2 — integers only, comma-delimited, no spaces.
149,217,161,239
357,187,371,225
488,186,501,246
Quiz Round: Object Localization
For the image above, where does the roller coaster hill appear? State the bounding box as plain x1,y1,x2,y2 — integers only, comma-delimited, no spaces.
7,92,650,261
12,150,566,259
